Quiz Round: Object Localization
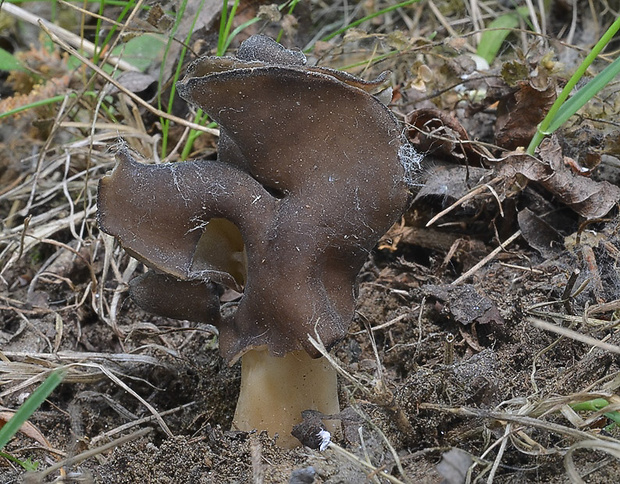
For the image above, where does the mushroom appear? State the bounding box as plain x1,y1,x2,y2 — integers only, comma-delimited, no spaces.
97,35,418,448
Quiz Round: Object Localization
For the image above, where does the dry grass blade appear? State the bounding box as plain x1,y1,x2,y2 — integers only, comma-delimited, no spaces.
452,230,522,284
480,422,512,484
2,350,169,366
528,317,620,355
327,442,407,484
76,362,173,437
38,23,219,137
308,331,369,396
310,328,411,478
425,177,504,228
0,0,618,480
0,2,137,72
427,0,475,53
57,0,127,30
526,309,613,327
7,209,96,270
23,427,152,481
91,401,196,445
0,350,172,400
0,362,103,398
565,440,620,483
420,403,620,444
586,299,620,317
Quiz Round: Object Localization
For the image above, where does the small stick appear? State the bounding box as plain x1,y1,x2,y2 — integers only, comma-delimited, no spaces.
452,230,521,285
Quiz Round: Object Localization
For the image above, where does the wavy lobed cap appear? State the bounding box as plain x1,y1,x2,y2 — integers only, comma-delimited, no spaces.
98,35,413,363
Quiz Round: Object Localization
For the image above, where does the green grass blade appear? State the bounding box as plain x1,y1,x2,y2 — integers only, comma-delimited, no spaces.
0,47,25,71
221,17,260,54
547,55,620,133
160,0,208,157
92,1,135,65
220,0,240,56
0,368,65,451
168,0,210,158
477,8,530,64
0,94,78,119
571,398,611,412
0,451,38,471
571,398,620,427
527,15,620,154
217,0,230,56
221,1,294,54
276,0,300,42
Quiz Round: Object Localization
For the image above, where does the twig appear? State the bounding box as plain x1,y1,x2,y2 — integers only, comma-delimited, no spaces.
499,262,543,274
352,313,409,335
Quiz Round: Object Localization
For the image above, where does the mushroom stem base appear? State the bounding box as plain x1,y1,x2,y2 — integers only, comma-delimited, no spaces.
232,348,339,448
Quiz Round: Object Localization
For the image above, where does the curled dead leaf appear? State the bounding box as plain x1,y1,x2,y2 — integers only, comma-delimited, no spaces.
499,137,620,219
406,108,486,165
495,78,557,150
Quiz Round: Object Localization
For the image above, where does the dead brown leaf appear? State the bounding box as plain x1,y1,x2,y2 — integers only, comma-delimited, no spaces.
499,137,620,219
495,79,557,150
0,411,53,449
517,208,563,258
406,108,486,165
436,448,472,484
413,164,493,204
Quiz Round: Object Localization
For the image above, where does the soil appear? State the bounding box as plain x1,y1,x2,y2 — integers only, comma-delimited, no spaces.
1,1,619,483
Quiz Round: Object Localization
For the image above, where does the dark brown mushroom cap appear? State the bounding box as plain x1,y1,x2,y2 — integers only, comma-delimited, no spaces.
97,36,415,363
97,148,275,292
